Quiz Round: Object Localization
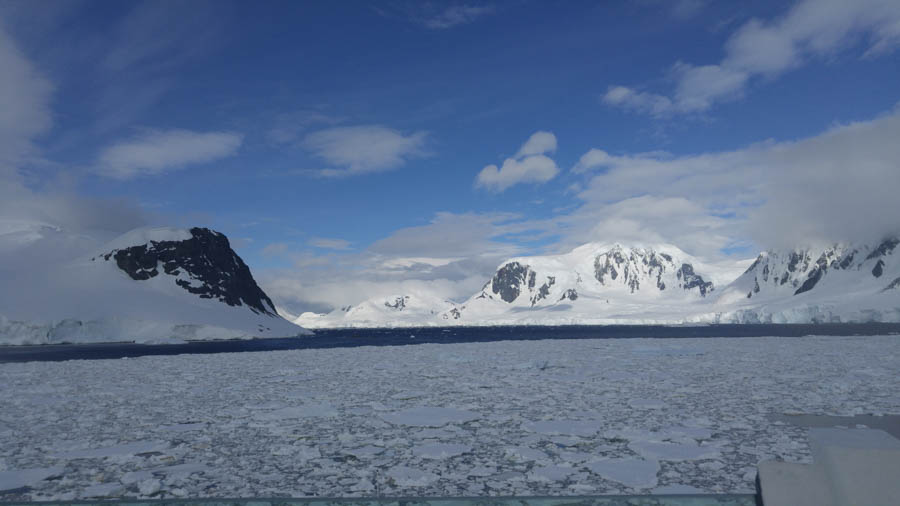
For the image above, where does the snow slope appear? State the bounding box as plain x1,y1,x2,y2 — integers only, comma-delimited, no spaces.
0,221,307,344
708,238,900,323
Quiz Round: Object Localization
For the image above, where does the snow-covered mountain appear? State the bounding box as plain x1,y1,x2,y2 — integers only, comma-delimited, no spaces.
298,238,900,328
710,238,900,323
444,243,724,325
295,290,458,329
0,223,308,344
298,243,741,328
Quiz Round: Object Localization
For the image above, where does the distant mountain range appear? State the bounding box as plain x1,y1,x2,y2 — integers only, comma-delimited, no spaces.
4,217,899,342
297,239,900,328
0,222,306,345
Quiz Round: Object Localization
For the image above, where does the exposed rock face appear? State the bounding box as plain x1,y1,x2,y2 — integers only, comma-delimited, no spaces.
594,246,712,296
677,263,714,297
531,276,555,306
98,227,278,316
385,296,410,311
486,245,715,307
866,238,899,261
491,262,531,303
741,237,900,299
559,289,578,301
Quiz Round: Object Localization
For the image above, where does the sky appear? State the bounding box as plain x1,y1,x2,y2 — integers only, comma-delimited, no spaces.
1,0,899,315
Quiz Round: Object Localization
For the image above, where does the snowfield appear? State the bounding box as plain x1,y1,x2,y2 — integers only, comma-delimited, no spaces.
1,335,899,500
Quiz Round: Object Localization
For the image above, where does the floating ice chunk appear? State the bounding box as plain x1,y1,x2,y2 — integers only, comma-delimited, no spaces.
629,441,721,461
528,465,577,482
120,470,153,485
386,466,439,487
629,398,666,409
54,441,168,459
154,463,209,479
253,403,337,420
159,422,205,432
662,426,713,440
344,445,383,458
80,482,124,498
0,467,63,491
381,407,479,427
411,443,471,459
524,419,598,436
586,458,659,489
137,478,161,496
467,466,495,477
504,446,548,462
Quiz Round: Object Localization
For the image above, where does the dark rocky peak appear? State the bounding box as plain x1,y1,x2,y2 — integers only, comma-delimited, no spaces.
677,263,714,297
96,227,278,316
491,261,531,303
866,237,900,261
384,296,410,311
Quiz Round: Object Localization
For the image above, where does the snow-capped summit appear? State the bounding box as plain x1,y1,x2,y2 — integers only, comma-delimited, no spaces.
299,242,734,328
475,243,716,309
439,242,725,325
0,224,307,345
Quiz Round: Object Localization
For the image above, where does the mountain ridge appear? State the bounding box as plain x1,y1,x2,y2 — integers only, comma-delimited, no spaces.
297,238,900,328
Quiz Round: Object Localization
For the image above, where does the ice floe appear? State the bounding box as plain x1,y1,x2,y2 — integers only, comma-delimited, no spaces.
1,335,898,500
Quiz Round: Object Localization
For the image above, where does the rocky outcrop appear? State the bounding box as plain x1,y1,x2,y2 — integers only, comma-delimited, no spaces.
490,262,531,303
97,227,278,316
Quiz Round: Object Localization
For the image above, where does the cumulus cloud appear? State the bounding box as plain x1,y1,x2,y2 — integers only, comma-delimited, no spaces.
573,106,900,248
97,129,243,179
302,125,428,177
257,212,535,314
476,131,560,191
606,0,900,115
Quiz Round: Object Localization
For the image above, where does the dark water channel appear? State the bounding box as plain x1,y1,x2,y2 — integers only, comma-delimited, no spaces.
1,322,898,363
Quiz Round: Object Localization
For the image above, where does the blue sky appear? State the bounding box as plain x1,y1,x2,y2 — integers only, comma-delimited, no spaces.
2,0,900,313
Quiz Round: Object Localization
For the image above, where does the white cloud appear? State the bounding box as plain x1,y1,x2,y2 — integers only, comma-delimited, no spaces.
476,131,560,191
515,131,557,158
602,86,674,116
302,125,428,177
256,212,537,314
607,0,900,115
0,26,53,169
573,105,900,248
309,237,352,251
97,129,243,179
